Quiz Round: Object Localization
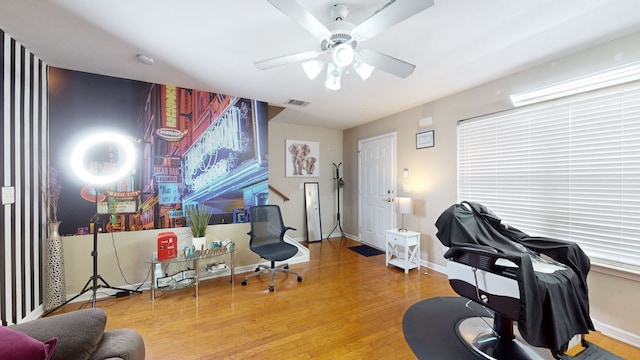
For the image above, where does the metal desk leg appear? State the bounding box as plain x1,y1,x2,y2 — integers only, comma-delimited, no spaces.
150,263,155,300
230,251,235,285
194,258,199,298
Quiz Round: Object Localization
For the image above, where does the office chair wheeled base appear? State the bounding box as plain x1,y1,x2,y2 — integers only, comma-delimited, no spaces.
457,317,552,360
241,260,303,291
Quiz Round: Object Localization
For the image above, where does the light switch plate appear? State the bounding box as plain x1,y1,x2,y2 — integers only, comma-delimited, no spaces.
403,184,411,193
2,186,15,205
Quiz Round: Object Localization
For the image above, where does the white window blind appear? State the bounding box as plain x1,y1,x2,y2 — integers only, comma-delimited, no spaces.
458,82,640,272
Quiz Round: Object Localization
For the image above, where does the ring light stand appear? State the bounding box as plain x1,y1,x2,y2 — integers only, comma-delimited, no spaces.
45,133,140,315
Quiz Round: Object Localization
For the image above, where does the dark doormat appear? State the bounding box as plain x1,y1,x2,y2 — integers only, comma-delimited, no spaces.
348,244,384,257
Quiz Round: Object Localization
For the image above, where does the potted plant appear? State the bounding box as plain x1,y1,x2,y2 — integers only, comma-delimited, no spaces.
186,203,211,249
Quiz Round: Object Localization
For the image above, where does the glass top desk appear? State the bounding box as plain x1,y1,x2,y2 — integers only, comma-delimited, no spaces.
144,247,235,300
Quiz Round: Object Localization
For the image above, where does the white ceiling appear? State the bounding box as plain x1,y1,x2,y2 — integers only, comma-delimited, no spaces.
2,0,640,129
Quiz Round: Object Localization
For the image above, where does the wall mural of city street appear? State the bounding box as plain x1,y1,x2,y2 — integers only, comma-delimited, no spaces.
49,68,269,235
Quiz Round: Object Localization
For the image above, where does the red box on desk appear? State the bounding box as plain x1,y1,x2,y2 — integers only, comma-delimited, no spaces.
157,232,177,261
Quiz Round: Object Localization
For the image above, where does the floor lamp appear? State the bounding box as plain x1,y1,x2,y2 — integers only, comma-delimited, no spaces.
45,133,140,315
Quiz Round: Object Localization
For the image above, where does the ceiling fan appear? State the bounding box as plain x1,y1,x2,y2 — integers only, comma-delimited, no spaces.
255,0,435,90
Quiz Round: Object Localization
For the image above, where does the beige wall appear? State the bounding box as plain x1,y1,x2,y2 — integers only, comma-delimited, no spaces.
267,113,344,241
344,31,640,340
61,116,343,294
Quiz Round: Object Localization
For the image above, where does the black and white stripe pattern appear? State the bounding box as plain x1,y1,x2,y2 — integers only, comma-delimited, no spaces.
1,29,48,325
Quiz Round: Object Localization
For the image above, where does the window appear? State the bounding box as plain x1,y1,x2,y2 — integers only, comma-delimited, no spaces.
458,82,640,272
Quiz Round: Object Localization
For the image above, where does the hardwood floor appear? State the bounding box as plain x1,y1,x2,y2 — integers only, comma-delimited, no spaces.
50,238,638,359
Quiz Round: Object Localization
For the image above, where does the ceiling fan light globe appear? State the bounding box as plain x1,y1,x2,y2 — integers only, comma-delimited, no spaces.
325,76,341,90
332,43,355,68
302,60,324,79
325,62,342,90
353,60,375,81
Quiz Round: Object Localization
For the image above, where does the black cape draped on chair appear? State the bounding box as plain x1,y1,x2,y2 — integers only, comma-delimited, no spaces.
435,201,595,352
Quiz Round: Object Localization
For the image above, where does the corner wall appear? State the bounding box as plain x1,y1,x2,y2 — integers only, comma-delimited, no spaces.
268,112,344,241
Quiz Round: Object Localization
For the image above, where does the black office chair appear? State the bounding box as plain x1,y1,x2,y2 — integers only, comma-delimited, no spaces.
241,205,303,291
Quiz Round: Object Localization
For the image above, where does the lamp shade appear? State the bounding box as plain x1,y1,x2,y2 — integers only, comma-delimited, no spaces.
353,57,375,81
302,59,324,80
396,197,412,215
332,43,355,68
325,62,342,91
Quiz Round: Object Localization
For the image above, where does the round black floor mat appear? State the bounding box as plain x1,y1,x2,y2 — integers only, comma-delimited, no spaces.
402,296,485,359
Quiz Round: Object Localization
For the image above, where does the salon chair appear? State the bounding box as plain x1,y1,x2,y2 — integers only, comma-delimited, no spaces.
446,246,572,359
435,202,611,360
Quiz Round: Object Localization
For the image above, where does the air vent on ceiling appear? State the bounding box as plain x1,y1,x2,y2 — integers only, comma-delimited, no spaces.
287,99,310,107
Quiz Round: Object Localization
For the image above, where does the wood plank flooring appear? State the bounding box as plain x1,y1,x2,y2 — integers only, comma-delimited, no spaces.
50,238,639,359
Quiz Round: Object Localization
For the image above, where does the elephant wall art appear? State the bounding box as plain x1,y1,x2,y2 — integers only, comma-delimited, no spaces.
285,139,320,177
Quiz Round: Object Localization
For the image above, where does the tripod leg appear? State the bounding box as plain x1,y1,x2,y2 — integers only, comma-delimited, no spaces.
43,275,141,316
43,277,95,316
336,212,345,238
327,222,339,239
96,275,142,294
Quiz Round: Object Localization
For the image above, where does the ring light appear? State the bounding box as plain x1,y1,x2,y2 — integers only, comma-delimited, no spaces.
49,131,143,313
71,133,136,185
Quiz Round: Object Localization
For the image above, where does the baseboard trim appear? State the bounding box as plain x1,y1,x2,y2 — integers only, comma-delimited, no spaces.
423,261,446,275
592,318,640,348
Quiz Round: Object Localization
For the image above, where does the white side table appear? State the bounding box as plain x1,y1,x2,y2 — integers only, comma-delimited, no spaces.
385,229,421,273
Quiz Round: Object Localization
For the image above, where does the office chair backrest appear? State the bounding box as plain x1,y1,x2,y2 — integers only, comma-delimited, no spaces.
249,205,287,247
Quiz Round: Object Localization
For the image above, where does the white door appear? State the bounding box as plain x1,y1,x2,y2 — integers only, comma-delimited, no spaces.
358,133,396,250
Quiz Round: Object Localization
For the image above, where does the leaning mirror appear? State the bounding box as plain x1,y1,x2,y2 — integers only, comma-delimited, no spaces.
304,182,322,242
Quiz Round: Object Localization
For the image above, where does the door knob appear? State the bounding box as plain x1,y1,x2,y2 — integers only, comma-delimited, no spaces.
383,198,392,202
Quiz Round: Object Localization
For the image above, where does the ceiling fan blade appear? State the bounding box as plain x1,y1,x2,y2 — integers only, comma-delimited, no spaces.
255,50,323,70
267,0,332,40
351,0,435,42
359,49,416,78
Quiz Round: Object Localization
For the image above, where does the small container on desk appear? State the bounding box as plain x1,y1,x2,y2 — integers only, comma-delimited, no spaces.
385,229,421,274
144,246,235,301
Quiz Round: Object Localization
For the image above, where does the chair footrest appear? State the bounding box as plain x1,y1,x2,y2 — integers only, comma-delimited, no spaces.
559,340,624,360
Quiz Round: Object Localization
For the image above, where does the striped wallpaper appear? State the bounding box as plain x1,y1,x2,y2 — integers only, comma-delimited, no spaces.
1,29,48,325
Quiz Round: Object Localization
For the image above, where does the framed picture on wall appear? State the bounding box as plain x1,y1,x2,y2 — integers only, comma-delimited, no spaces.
416,130,435,149
285,139,320,177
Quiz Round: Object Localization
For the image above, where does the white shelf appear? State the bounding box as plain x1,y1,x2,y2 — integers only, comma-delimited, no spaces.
388,257,418,271
205,264,229,276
